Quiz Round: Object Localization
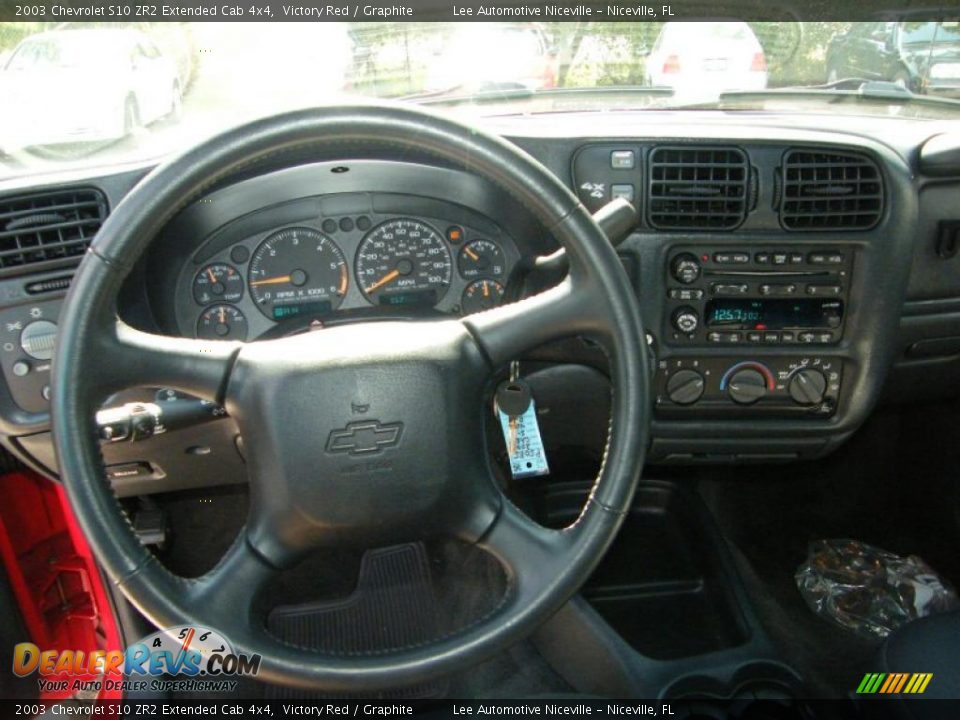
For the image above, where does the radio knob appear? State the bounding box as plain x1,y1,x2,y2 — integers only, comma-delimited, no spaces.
20,320,58,361
727,368,767,405
666,369,705,405
670,253,701,284
671,306,699,334
789,368,827,406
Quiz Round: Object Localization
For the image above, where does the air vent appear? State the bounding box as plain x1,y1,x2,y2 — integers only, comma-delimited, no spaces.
648,146,749,230
780,150,883,231
0,188,108,272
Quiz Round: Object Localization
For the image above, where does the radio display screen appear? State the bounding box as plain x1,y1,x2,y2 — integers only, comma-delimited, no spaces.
705,299,842,329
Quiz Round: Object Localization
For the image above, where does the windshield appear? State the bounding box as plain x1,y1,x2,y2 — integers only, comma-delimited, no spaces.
1,20,959,180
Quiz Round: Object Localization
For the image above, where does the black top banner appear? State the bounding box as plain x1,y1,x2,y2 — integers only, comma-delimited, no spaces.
1,0,960,23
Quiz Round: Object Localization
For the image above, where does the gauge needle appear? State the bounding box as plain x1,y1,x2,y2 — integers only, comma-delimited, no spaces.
218,307,226,324
365,269,400,294
464,247,480,261
339,266,348,295
251,275,292,287
207,268,217,283
483,282,490,298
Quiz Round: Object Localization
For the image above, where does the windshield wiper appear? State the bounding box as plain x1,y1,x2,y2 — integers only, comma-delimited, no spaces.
678,80,960,110
404,85,674,108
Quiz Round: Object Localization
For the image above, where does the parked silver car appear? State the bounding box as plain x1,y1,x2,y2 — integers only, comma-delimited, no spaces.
0,28,181,152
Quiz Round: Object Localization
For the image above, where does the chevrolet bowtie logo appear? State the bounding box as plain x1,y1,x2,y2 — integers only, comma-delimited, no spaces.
326,420,404,456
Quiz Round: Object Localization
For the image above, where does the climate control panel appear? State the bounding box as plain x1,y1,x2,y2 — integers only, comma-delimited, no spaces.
655,356,842,418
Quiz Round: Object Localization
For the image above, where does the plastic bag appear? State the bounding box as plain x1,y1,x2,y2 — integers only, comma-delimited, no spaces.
795,539,960,640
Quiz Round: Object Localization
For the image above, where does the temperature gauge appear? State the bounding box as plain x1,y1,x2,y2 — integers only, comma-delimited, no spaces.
461,279,504,315
197,305,248,341
193,263,244,305
458,239,505,280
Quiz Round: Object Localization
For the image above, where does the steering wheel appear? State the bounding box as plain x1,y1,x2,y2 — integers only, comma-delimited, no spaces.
51,104,650,691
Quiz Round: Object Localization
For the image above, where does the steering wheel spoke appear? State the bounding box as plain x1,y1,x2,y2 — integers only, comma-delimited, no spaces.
187,530,279,627
463,274,608,369
476,499,578,602
95,320,239,402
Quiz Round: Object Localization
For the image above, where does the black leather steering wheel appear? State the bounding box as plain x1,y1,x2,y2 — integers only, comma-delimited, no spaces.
51,104,650,691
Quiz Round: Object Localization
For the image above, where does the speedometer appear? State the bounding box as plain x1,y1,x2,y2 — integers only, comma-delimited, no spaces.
249,227,348,321
355,219,452,306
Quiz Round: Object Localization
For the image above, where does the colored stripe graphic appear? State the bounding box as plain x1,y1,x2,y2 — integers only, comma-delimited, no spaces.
857,673,933,694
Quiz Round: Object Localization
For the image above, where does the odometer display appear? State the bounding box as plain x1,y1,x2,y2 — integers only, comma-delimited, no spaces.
355,219,452,304
248,228,348,320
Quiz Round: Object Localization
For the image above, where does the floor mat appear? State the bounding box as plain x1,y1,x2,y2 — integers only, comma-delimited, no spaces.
263,542,446,699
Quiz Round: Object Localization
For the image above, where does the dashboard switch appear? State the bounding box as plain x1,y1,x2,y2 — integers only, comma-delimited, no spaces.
726,368,767,405
20,320,57,360
610,150,635,169
789,368,828,406
666,369,705,405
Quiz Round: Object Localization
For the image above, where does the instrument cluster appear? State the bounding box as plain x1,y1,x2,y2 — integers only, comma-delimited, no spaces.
178,211,519,341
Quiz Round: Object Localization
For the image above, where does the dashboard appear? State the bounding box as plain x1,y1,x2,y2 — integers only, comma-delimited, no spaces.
1,110,959,495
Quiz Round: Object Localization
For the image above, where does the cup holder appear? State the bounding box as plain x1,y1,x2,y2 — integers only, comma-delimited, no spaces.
664,662,802,702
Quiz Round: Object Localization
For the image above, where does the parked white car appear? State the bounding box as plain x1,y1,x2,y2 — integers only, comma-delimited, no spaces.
0,29,182,151
645,22,768,103
425,24,558,95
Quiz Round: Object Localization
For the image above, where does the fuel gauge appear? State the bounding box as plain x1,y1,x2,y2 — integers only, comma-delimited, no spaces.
194,263,244,305
197,305,248,341
458,240,505,280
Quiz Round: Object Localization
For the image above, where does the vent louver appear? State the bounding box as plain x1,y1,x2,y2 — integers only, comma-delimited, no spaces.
648,146,749,230
780,150,883,231
0,188,107,271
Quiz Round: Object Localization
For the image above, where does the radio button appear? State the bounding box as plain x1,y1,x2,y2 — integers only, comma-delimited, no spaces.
747,331,763,342
671,253,702,284
781,331,795,342
806,284,842,296
754,252,771,264
711,283,749,296
708,332,741,343
772,253,789,265
668,288,704,301
671,306,700,333
759,283,797,296
713,252,750,264
764,332,780,343
809,252,844,265
789,253,805,264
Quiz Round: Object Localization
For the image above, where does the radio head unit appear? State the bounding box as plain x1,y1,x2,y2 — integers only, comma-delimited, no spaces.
664,246,852,345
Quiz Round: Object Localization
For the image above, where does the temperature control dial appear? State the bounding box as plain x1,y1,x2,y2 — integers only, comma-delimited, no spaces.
789,368,827,406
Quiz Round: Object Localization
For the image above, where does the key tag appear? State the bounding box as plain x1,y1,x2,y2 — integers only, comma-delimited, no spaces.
494,370,550,479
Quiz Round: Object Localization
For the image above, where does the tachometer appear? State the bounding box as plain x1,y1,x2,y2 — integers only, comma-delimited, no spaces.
249,227,348,321
355,219,452,306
